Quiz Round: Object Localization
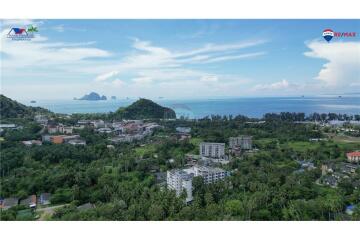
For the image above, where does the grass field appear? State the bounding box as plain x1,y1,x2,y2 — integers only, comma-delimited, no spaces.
16,209,34,220
332,135,360,143
286,141,321,152
189,137,203,146
134,144,157,157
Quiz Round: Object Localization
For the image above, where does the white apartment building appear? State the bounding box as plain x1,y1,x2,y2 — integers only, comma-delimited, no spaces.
200,142,225,159
189,166,229,184
229,136,252,150
167,166,229,203
167,170,193,202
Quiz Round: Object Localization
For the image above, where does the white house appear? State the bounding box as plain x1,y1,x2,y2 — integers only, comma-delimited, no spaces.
176,127,191,134
347,151,360,163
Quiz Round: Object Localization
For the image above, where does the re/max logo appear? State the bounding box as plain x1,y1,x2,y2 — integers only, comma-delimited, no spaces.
322,29,356,42
333,32,356,37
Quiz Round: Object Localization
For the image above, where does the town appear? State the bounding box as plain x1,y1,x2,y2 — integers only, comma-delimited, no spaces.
1,95,360,220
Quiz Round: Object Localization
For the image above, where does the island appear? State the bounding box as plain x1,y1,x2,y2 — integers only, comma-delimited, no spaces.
111,96,117,100
77,92,107,101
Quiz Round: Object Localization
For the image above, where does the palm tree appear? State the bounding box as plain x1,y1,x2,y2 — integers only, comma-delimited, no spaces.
27,25,38,33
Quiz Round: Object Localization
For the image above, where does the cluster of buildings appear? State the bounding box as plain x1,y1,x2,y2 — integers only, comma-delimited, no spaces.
42,134,86,145
198,136,253,160
294,160,316,173
33,115,86,146
47,123,74,135
0,193,51,211
109,120,161,143
182,136,253,167
320,154,360,188
167,165,230,202
20,116,163,147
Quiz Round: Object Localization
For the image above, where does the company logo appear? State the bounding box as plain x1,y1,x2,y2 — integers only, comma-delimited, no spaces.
322,29,334,42
7,25,38,41
322,28,356,42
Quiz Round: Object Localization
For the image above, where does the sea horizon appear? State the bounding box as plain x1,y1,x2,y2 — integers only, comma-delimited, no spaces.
18,96,360,118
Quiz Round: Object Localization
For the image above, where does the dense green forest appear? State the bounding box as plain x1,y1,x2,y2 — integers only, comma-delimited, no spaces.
1,96,360,220
0,94,51,119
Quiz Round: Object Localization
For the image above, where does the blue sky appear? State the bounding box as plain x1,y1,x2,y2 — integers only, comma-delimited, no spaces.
1,19,359,100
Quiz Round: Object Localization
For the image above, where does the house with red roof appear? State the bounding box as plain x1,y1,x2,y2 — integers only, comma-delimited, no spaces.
347,151,360,163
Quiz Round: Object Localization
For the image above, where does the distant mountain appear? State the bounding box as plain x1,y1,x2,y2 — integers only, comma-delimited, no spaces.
77,92,107,101
0,94,51,119
111,96,117,100
115,98,176,119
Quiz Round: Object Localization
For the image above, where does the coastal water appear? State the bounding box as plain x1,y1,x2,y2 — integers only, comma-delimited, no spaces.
22,97,360,119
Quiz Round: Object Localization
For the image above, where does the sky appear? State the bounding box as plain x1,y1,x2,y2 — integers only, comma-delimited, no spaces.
1,19,359,100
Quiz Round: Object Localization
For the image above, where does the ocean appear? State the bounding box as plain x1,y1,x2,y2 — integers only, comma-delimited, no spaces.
22,97,360,119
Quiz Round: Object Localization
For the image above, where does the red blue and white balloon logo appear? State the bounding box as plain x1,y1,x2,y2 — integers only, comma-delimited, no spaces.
323,29,334,42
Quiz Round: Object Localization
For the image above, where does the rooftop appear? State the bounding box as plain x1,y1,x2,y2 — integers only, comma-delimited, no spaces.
347,151,360,157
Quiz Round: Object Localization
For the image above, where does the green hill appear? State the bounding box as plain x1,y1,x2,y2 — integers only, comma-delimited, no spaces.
0,94,51,119
115,98,176,119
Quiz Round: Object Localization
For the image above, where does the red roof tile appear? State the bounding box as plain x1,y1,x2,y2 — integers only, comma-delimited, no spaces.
347,152,360,157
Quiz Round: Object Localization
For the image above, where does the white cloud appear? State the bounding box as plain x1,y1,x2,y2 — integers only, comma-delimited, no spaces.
252,79,299,91
95,71,120,82
304,40,360,88
1,26,266,99
94,38,266,89
1,28,111,70
173,40,266,58
201,52,266,64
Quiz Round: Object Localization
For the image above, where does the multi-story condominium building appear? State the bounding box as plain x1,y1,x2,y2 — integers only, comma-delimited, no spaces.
167,166,229,202
200,142,225,159
167,170,193,202
229,136,252,150
188,166,229,184
347,151,360,163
